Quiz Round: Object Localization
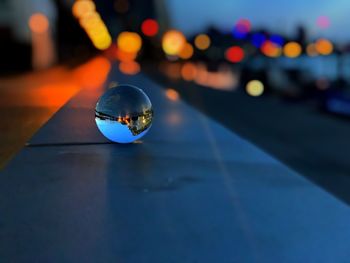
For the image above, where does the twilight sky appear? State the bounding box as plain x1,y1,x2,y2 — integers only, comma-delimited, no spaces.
166,0,350,42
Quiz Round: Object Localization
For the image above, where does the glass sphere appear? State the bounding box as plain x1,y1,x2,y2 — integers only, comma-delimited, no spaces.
95,84,153,143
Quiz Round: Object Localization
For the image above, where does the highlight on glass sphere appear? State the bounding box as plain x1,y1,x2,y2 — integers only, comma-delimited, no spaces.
95,84,153,143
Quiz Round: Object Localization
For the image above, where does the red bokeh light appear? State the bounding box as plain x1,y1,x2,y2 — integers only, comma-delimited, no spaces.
225,46,244,63
141,19,159,37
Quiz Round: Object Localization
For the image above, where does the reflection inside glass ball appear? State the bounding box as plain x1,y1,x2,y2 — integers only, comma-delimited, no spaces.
95,84,153,143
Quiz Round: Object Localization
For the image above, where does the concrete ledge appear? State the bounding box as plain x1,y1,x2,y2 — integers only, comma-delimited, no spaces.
1,64,350,262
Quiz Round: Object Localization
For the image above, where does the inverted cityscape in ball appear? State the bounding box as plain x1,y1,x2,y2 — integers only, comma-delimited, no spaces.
95,84,153,143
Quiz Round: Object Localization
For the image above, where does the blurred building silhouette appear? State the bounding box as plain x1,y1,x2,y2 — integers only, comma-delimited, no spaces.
0,0,171,73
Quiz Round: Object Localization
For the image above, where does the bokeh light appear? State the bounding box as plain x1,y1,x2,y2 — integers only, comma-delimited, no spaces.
194,63,238,91
165,88,180,102
179,43,194,59
162,30,186,55
232,19,251,39
251,33,266,48
79,12,101,28
315,38,333,55
72,0,96,18
225,46,244,63
181,62,197,81
28,13,49,34
283,42,302,58
306,43,318,57
194,34,211,50
246,80,264,96
72,1,112,50
141,19,159,37
115,48,137,62
269,35,284,47
316,16,330,29
162,62,182,79
261,41,282,57
119,61,140,75
117,32,142,53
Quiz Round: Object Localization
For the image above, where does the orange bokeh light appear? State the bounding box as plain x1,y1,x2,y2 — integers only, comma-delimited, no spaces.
179,43,194,59
117,31,142,53
181,62,197,81
119,61,141,75
165,88,179,102
72,0,96,18
115,48,137,62
194,34,211,50
28,13,49,34
315,39,333,55
193,63,238,91
141,19,159,37
163,63,182,79
283,42,302,58
261,41,281,57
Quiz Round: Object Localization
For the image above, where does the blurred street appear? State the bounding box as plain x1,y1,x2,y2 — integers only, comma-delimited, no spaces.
148,65,350,203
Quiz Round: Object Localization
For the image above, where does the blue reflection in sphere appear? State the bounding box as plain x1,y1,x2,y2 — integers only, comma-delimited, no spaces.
95,84,153,143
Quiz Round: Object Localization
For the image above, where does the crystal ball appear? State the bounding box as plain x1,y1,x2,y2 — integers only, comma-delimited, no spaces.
95,84,153,143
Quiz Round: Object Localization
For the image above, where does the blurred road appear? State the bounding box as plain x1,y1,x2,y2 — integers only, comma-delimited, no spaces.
147,66,350,204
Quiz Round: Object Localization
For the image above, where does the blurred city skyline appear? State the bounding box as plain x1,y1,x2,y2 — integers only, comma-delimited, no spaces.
168,0,349,42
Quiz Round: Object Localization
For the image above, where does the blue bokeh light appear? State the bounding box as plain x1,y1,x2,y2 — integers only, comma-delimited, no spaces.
251,33,266,48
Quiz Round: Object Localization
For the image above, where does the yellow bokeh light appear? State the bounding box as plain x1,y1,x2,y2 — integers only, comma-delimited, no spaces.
117,32,142,53
72,0,112,50
194,34,211,50
246,80,264,97
283,42,302,58
162,30,186,55
93,35,112,50
72,0,96,18
79,12,101,29
179,43,194,59
315,38,333,55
